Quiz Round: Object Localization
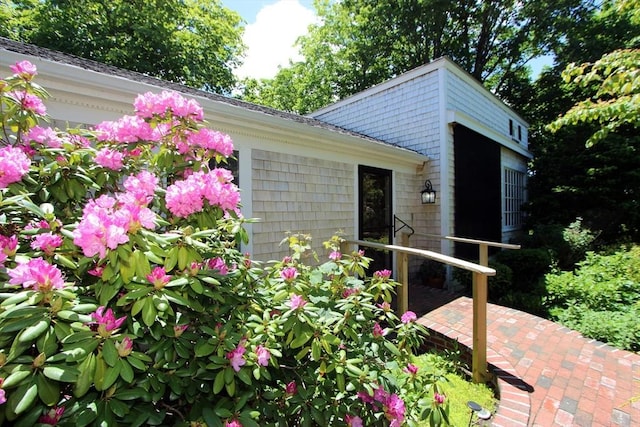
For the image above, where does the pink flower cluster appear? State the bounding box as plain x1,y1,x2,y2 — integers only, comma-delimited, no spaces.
0,145,31,188
7,91,46,115
133,91,204,121
123,171,159,204
31,232,63,256
289,294,307,310
147,267,171,290
95,147,125,170
91,306,126,337
73,190,156,259
7,257,65,292
401,310,417,324
39,405,65,425
10,60,37,80
26,126,63,149
374,269,392,279
0,235,17,266
165,169,240,218
345,414,363,427
280,266,298,282
255,345,271,367
227,343,246,372
94,115,156,144
357,386,406,427
183,128,234,158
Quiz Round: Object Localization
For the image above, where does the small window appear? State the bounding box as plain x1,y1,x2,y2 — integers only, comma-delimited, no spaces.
509,119,513,136
504,167,525,229
518,125,522,142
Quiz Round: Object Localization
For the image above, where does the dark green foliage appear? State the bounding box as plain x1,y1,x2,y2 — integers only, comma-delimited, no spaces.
493,248,552,291
453,260,513,300
1,0,245,93
545,246,640,351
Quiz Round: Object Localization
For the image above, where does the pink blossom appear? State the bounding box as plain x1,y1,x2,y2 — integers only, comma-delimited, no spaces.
357,390,374,405
91,306,127,337
401,311,417,324
329,250,341,261
226,344,246,372
377,302,392,312
434,392,446,405
133,91,203,121
342,287,358,298
374,269,392,279
124,171,158,203
255,345,270,367
174,324,189,337
116,337,133,357
0,378,5,405
224,420,242,427
187,128,234,157
8,258,65,292
207,257,229,275
373,322,386,338
345,415,363,427
8,91,46,115
404,363,419,375
26,126,63,148
88,266,104,277
0,235,18,257
94,115,154,143
374,386,390,403
31,232,63,256
38,405,65,425
0,145,31,188
289,294,307,310
95,147,124,170
10,60,37,80
285,381,297,395
280,266,298,282
384,394,406,425
165,176,204,218
147,267,171,290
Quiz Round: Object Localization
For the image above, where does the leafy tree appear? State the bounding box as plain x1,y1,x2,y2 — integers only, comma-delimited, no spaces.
1,0,245,93
523,0,640,244
240,0,592,113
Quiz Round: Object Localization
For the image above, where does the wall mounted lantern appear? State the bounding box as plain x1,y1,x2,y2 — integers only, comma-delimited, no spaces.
420,180,436,204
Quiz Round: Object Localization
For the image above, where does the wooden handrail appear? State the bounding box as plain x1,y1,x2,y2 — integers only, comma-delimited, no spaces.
413,232,521,250
341,235,500,384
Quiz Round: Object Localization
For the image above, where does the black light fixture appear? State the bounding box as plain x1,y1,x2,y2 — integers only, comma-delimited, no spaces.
420,180,436,204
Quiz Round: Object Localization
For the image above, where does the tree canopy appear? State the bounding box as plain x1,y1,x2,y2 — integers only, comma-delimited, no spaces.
241,0,593,114
1,0,246,93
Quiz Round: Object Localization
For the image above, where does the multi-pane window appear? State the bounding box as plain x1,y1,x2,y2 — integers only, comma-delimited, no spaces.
504,167,525,229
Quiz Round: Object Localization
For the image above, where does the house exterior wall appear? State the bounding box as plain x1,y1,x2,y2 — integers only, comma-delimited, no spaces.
251,149,355,261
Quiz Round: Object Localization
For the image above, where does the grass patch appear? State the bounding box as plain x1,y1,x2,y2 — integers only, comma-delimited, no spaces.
412,352,497,426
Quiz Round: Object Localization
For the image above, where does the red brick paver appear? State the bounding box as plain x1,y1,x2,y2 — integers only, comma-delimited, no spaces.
413,293,640,426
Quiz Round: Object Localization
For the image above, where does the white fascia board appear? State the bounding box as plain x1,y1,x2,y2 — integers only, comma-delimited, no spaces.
446,109,533,159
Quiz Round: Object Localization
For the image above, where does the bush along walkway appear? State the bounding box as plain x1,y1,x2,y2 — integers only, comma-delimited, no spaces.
415,294,640,426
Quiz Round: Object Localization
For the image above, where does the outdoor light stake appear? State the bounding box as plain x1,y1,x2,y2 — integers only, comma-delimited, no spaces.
420,180,436,204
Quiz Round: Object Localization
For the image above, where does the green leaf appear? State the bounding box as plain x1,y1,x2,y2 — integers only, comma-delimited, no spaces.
2,369,32,389
43,365,79,382
18,318,50,342
202,407,222,427
8,380,37,416
74,352,96,398
213,370,225,394
102,362,121,391
36,373,60,406
195,341,215,357
141,297,157,327
102,339,118,367
165,247,179,272
178,246,189,270
118,358,134,383
237,368,252,386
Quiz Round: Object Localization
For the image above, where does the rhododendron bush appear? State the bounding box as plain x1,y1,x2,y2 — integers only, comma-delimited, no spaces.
0,62,448,426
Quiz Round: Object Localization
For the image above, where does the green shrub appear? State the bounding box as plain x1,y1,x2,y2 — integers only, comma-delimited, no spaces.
453,261,512,301
493,248,552,291
545,246,640,351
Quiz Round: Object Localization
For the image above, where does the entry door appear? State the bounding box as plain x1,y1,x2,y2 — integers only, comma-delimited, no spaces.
358,166,393,274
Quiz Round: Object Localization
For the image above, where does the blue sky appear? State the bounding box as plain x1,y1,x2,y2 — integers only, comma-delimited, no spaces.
222,0,317,79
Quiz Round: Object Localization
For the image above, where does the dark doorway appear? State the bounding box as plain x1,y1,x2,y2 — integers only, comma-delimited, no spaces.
358,165,393,274
453,125,501,259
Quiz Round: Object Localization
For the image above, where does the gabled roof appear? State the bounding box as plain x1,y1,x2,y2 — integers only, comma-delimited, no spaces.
1,37,426,158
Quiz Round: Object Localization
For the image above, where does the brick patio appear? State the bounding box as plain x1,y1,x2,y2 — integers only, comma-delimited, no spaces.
410,286,640,426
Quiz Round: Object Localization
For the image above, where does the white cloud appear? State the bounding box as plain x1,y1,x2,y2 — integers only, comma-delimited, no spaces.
236,0,317,80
